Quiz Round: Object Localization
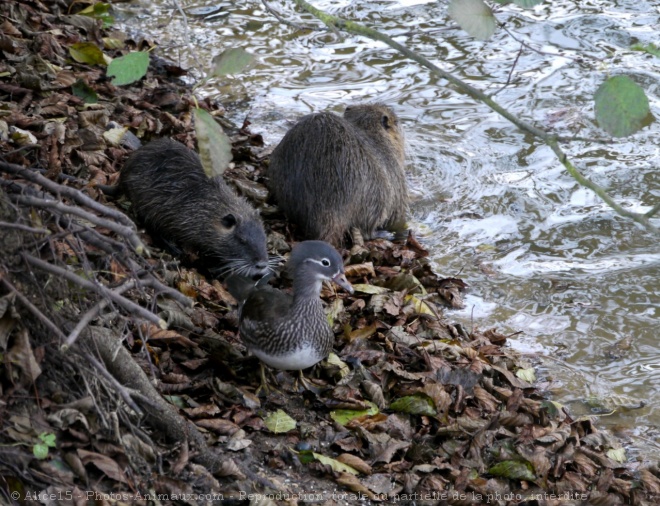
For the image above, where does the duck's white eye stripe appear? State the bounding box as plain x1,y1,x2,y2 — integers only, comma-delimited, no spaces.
307,258,332,267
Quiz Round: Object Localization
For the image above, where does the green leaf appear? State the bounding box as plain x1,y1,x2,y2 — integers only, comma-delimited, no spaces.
71,80,98,104
631,42,660,58
351,283,389,294
513,0,543,7
489,460,536,480
515,367,536,383
448,0,497,41
39,433,56,448
103,37,125,50
594,76,650,137
323,352,350,380
107,52,150,86
390,394,436,416
264,409,297,433
606,448,626,463
79,3,114,27
404,294,436,316
211,48,256,77
298,450,359,475
33,443,49,460
163,395,187,408
540,400,563,419
330,401,379,426
69,42,106,66
194,108,233,177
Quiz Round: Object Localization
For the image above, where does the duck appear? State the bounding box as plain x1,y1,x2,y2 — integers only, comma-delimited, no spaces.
227,240,353,393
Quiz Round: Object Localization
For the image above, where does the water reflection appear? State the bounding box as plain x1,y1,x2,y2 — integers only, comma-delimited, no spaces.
117,0,660,457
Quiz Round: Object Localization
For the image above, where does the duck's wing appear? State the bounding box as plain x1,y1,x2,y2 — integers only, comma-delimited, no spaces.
225,273,274,305
240,286,293,325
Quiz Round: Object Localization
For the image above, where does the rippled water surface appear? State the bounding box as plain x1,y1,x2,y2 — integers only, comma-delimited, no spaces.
117,0,660,459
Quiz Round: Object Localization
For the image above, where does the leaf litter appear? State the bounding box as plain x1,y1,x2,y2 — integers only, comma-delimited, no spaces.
0,1,658,505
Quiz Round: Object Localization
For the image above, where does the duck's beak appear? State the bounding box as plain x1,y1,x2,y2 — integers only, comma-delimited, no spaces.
332,273,354,294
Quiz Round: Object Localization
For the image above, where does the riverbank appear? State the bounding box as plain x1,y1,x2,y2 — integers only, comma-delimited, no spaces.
0,1,658,504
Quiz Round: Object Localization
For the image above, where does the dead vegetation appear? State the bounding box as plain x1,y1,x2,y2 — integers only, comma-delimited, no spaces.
1,1,659,504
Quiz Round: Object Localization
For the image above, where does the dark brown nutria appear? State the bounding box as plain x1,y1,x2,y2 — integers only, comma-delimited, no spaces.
120,138,270,279
267,103,407,246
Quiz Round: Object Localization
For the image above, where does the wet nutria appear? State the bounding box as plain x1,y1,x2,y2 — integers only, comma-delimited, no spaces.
267,103,408,246
120,138,270,279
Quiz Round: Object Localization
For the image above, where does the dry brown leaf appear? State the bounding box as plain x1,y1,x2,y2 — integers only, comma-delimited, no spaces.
345,262,376,278
195,418,240,435
215,458,246,480
347,323,378,342
6,328,42,385
77,449,130,484
474,385,500,412
336,453,372,475
138,324,197,348
335,472,382,501
183,404,222,419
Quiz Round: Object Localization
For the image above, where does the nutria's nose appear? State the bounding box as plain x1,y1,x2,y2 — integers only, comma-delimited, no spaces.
254,261,269,272
251,261,269,281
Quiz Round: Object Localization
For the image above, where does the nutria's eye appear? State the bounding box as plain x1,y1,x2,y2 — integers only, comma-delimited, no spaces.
381,115,391,129
321,258,330,267
221,214,237,228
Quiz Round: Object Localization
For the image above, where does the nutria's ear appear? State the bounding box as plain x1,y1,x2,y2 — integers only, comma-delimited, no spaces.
221,213,237,228
381,114,391,129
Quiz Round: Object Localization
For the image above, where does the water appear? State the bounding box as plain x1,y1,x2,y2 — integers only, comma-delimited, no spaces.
116,0,660,460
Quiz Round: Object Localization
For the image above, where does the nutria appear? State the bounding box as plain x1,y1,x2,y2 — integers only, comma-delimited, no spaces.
120,138,270,279
267,103,408,246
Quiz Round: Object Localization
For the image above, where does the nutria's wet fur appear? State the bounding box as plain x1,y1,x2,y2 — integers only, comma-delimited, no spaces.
267,103,407,246
120,138,269,279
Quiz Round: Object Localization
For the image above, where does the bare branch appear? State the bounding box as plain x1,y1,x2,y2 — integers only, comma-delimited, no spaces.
0,160,135,228
62,280,137,351
0,274,67,341
261,0,321,31
10,193,146,255
0,221,49,235
645,202,660,218
23,253,168,330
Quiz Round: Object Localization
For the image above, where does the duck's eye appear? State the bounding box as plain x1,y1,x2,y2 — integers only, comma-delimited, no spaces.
321,258,331,267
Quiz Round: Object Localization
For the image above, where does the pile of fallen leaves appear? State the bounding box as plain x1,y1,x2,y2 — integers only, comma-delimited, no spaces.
1,1,659,505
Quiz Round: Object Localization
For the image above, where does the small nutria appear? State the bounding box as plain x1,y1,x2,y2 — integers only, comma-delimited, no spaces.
120,138,270,279
267,103,408,246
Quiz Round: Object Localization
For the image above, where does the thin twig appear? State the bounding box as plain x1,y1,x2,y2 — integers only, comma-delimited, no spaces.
23,253,167,330
137,275,194,308
492,43,523,96
0,160,135,228
499,23,583,62
261,0,320,31
0,221,49,234
62,280,137,351
11,193,146,254
645,202,660,218
84,352,144,416
546,137,659,233
170,0,205,77
0,274,67,341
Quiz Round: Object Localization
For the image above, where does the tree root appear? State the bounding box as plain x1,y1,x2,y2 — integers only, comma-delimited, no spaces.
86,326,277,489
